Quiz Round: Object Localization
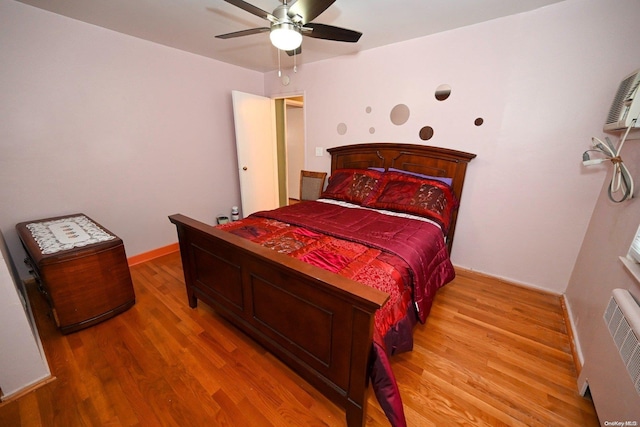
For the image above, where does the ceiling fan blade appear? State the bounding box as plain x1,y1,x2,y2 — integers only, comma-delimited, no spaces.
222,0,275,21
286,46,302,56
216,27,270,39
303,23,362,43
288,0,336,25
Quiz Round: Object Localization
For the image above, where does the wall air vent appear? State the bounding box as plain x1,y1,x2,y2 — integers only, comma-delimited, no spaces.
629,224,640,264
604,69,640,132
604,289,640,395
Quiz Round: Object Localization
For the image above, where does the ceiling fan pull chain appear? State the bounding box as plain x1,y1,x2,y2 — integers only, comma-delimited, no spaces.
294,49,297,73
278,48,281,77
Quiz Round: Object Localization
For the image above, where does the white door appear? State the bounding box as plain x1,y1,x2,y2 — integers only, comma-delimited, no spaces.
232,90,279,217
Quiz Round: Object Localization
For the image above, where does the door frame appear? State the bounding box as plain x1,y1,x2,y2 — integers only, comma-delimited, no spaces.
272,92,306,206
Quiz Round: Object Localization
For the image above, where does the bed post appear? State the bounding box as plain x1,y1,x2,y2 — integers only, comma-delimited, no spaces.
346,307,376,427
171,218,198,308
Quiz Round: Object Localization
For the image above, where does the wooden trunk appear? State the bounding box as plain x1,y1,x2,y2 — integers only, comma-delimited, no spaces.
16,214,135,334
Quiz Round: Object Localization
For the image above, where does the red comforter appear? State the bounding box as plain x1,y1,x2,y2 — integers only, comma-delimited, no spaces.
218,201,455,426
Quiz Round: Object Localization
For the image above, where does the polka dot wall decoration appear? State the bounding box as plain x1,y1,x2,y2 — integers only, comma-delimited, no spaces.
334,84,486,139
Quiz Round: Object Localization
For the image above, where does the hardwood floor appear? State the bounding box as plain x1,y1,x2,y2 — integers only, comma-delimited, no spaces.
0,252,599,426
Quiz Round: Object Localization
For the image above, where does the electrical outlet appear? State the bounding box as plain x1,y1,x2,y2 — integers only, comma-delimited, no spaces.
315,147,323,157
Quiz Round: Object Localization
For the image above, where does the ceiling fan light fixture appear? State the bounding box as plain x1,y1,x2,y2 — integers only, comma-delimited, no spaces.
270,23,302,51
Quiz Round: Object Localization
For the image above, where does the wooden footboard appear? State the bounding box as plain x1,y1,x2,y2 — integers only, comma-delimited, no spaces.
169,214,389,427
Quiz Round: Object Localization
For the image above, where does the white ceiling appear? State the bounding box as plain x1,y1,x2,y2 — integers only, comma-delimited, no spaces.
17,0,565,73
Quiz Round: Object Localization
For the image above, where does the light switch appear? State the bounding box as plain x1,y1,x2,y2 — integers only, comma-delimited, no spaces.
315,147,323,157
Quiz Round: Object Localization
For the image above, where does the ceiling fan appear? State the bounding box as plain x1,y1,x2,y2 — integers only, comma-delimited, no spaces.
216,0,362,56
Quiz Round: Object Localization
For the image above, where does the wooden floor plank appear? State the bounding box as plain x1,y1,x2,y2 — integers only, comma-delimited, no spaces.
0,252,598,426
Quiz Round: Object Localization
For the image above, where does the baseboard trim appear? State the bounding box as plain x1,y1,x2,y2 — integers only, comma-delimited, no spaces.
0,376,56,406
127,243,179,267
453,266,560,296
560,295,583,376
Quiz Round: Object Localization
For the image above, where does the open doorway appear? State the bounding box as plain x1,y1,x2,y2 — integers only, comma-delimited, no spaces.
231,91,306,216
274,95,305,206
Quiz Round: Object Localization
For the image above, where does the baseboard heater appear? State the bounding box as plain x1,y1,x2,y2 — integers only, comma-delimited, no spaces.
604,288,640,395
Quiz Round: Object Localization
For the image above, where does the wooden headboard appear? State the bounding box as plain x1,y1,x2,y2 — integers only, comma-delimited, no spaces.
327,143,476,253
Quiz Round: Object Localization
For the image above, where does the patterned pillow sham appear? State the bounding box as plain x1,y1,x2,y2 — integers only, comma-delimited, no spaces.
363,171,458,233
321,168,383,205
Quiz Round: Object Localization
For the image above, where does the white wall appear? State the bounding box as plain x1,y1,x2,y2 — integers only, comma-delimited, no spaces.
0,230,50,399
568,142,640,420
5,0,636,295
265,0,640,294
0,0,264,276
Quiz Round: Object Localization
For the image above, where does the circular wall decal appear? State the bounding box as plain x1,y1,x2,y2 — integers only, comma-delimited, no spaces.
369,127,376,134
390,104,410,125
365,106,372,114
435,84,451,101
337,122,348,135
474,118,484,126
419,126,434,141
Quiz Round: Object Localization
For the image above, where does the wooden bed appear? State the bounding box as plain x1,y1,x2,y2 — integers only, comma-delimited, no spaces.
169,143,475,426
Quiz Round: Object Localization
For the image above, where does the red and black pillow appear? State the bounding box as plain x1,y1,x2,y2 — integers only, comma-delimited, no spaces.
322,169,457,233
321,168,384,205
362,171,458,233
